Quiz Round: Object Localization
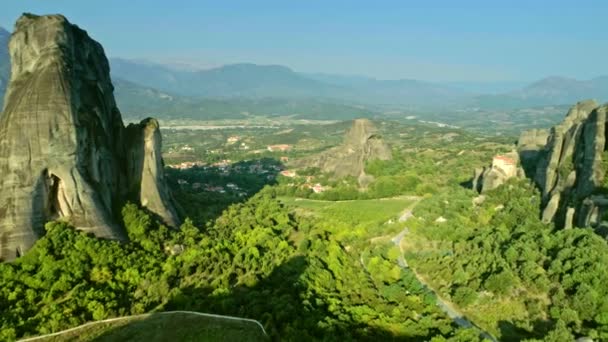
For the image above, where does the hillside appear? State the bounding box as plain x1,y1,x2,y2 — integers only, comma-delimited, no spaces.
114,78,377,120
306,72,472,107
111,58,347,99
110,58,471,107
476,76,608,109
29,312,267,342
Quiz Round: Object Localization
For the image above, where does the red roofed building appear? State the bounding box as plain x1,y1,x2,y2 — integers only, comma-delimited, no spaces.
267,144,291,152
492,155,517,178
280,170,296,178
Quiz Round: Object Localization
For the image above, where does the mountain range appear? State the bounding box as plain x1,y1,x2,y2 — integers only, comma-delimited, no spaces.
476,76,608,109
1,25,607,118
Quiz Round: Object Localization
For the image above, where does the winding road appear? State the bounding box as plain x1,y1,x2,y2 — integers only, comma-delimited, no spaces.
390,227,498,342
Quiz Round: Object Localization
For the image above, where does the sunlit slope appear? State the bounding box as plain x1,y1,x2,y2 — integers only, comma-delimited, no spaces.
24,312,268,342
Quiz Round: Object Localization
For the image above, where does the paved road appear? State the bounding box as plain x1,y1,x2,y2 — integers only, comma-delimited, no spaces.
390,227,497,342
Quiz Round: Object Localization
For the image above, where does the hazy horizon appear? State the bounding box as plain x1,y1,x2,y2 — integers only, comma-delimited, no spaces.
1,0,607,83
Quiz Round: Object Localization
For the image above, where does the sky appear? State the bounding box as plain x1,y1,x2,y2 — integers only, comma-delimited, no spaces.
1,0,606,82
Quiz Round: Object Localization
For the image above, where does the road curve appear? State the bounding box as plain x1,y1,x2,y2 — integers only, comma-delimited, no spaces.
391,228,497,342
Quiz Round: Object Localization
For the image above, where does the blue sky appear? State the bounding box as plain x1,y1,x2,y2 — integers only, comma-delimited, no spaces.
1,0,606,82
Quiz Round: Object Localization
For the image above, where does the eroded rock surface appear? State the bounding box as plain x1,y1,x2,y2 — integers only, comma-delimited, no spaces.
125,118,180,227
472,151,522,193
475,100,608,231
529,100,608,228
292,119,391,185
0,14,178,260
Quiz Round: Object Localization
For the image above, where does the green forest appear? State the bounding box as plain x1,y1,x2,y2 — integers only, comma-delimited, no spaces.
0,190,479,341
1,121,607,341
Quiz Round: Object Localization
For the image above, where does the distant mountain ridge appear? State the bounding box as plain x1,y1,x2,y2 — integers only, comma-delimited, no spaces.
476,76,608,109
109,58,470,108
1,42,608,116
112,77,376,120
110,58,349,100
110,58,608,110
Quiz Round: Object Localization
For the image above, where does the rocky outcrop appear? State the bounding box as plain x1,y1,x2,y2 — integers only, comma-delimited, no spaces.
474,100,608,231
518,128,549,177
473,100,608,231
0,14,178,261
125,118,179,227
292,119,391,185
472,151,522,193
527,100,608,228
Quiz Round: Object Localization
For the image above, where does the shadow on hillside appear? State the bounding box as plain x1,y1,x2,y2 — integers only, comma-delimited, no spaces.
91,256,451,342
165,158,284,226
497,319,553,342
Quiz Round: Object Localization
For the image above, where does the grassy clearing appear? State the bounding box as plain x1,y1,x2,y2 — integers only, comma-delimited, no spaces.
279,196,413,227
31,312,267,342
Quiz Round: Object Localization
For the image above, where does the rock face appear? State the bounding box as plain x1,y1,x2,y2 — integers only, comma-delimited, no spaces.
473,151,522,193
125,118,179,227
518,128,549,177
0,26,10,109
292,119,391,185
476,100,608,231
527,100,608,229
0,14,179,260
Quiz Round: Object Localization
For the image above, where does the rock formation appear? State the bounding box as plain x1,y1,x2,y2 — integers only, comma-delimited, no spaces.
0,14,179,261
518,128,549,177
528,100,608,229
292,119,391,186
472,151,522,193
0,26,10,110
125,118,179,227
475,99,608,231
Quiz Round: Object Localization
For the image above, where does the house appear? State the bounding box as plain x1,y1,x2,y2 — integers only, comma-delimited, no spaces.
312,183,326,193
492,155,517,178
227,136,240,143
267,144,291,152
280,156,289,162
280,170,296,178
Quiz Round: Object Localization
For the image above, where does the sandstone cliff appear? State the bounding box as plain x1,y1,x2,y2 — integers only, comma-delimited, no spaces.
0,14,179,260
475,99,608,232
528,100,608,229
292,119,391,186
125,118,180,227
0,26,9,110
